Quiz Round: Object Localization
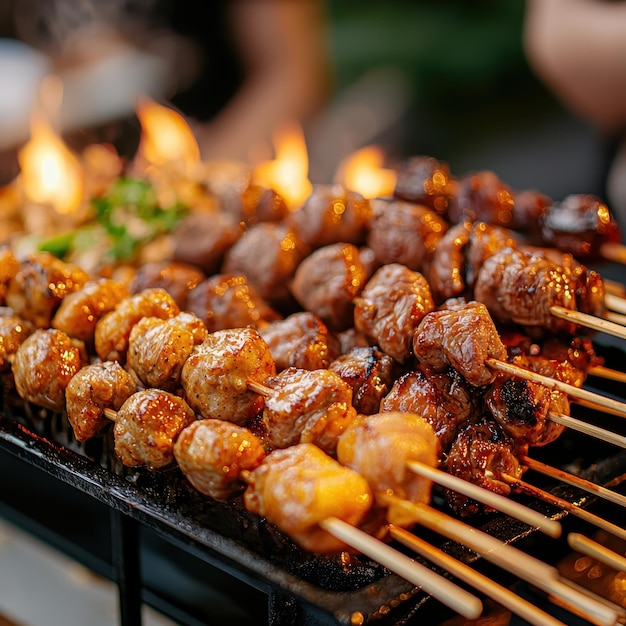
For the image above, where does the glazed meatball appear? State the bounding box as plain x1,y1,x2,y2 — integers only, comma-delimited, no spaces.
114,389,196,469
0,314,33,371
12,328,84,412
181,327,276,425
66,361,137,441
174,419,266,500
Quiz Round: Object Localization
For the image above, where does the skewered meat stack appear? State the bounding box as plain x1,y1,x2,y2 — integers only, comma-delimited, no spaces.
2,159,626,623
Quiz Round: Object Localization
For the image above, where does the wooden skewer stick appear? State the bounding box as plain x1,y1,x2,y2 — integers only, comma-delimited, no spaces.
104,408,117,421
586,366,626,385
407,460,561,538
382,496,619,626
548,412,626,449
605,293,626,316
568,533,626,574
246,378,272,397
392,530,567,626
498,472,626,543
486,358,626,418
317,518,483,619
521,456,626,510
605,310,626,326
600,242,626,266
603,278,626,298
549,305,626,340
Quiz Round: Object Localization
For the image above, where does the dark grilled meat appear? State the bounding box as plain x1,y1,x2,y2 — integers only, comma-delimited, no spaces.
330,346,399,415
465,222,518,289
539,194,621,261
354,263,435,363
261,367,358,456
413,300,507,387
392,155,458,215
186,273,281,333
429,220,472,302
290,243,368,332
443,418,524,517
366,198,448,272
128,262,205,310
381,366,480,453
287,184,372,249
259,312,340,372
222,222,310,311
0,246,19,305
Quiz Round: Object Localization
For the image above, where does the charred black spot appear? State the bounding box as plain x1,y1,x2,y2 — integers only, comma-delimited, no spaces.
499,379,538,427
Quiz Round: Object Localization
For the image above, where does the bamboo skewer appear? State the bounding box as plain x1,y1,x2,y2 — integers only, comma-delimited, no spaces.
568,533,626,574
486,358,626,418
318,517,483,619
549,306,626,340
548,412,626,449
383,496,619,626
586,366,626,385
606,293,626,315
522,456,626,510
392,530,567,626
498,472,626,543
407,460,561,538
600,242,626,266
605,310,626,326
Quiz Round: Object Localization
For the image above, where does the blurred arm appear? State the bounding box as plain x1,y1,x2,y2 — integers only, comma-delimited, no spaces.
196,0,332,163
524,0,626,132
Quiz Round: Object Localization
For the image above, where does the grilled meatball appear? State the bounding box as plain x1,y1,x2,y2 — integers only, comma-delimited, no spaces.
114,388,196,469
94,288,180,363
474,247,584,335
261,367,358,456
6,252,89,328
511,189,552,240
366,199,448,272
181,327,276,425
222,222,310,310
429,220,472,302
66,361,137,441
220,181,289,225
290,243,369,332
539,194,621,261
259,312,340,372
354,263,435,363
448,170,515,228
413,300,507,387
337,411,438,526
171,210,244,275
186,273,281,333
381,366,480,452
174,419,266,500
443,419,523,517
12,328,84,412
244,443,373,554
287,184,372,249
127,312,207,392
128,261,205,309
392,155,457,215
52,278,129,346
0,314,33,371
329,346,399,415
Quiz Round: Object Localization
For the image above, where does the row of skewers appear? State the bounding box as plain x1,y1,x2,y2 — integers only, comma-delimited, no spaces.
2,155,626,624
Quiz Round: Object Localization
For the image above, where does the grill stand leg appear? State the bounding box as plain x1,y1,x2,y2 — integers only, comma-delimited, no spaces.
110,508,142,626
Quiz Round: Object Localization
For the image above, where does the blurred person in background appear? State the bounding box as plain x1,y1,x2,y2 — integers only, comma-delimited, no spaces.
0,0,331,174
524,0,626,227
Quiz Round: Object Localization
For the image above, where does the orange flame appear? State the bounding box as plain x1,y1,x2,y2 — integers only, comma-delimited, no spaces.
136,97,200,171
336,146,396,199
18,101,83,215
252,121,312,210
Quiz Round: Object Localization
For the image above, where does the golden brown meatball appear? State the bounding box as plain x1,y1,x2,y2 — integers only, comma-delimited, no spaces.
66,361,137,441
174,419,266,500
0,314,33,371
52,278,129,345
94,287,180,363
12,328,84,412
114,389,196,469
181,327,276,425
127,312,207,392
